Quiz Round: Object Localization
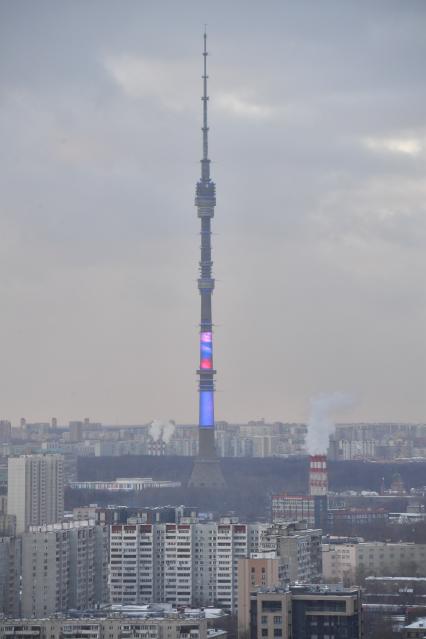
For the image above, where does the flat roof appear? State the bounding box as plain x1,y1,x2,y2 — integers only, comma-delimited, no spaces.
405,617,426,629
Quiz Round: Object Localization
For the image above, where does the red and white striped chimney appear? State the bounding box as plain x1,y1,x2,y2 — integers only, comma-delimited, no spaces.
309,454,328,496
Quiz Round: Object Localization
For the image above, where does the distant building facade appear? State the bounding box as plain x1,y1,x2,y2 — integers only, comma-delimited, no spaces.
322,538,426,584
0,536,20,617
0,608,223,639
240,585,361,639
272,494,328,530
328,422,426,461
7,454,64,534
21,520,108,617
110,521,267,612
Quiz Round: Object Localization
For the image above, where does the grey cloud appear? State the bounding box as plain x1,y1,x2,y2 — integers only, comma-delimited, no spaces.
0,0,425,424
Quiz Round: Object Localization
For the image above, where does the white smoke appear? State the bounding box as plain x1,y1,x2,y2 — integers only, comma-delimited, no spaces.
148,419,176,444
306,392,354,454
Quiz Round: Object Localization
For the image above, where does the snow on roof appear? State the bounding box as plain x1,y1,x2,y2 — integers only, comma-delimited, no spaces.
405,617,426,629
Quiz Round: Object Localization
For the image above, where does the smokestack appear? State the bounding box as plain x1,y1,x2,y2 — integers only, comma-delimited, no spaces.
309,454,328,496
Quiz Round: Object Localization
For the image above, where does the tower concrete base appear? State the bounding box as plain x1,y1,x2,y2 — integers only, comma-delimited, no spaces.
188,457,226,488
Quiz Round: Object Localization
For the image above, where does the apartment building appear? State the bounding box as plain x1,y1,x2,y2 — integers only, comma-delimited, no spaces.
322,539,426,584
110,521,270,611
110,520,324,613
260,522,322,584
241,585,361,639
21,520,108,617
237,554,281,631
0,610,222,639
0,536,20,616
7,454,64,534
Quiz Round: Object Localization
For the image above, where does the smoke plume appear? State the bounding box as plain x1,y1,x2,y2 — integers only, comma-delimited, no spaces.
148,419,176,444
307,392,354,454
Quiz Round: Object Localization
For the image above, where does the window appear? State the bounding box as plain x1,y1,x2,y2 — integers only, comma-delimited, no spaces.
261,630,268,637
273,630,282,637
273,616,282,625
262,600,282,613
261,616,267,624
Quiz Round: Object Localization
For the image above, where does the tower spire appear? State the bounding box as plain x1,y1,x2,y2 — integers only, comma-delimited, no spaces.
201,28,210,181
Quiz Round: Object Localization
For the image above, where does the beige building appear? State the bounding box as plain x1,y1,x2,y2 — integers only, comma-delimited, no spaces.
21,520,108,618
237,554,281,633
239,586,361,639
322,542,358,584
7,454,64,534
322,540,426,584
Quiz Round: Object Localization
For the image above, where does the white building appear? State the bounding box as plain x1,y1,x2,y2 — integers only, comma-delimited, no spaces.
7,454,64,534
21,520,108,617
69,477,180,491
110,521,270,612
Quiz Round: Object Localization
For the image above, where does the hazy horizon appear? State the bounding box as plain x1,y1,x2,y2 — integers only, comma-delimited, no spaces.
1,1,425,426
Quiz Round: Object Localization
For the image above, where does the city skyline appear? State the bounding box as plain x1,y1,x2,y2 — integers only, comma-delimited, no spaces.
0,2,425,425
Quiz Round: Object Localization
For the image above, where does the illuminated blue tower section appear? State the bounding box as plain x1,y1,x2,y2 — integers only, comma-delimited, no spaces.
189,33,225,487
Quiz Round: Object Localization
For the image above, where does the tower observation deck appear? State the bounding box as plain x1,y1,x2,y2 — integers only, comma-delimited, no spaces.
188,33,226,488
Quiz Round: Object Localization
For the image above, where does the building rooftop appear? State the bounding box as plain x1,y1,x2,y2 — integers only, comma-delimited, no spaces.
97,604,225,620
405,617,426,629
366,576,426,582
290,584,360,596
254,584,359,596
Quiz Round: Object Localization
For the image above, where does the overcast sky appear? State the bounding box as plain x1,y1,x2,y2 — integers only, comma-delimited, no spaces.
0,1,425,426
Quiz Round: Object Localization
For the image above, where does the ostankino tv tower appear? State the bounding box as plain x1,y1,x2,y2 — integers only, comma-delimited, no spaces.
188,32,226,488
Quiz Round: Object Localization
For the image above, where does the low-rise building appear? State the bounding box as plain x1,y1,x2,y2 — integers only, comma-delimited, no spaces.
271,494,328,530
403,617,426,639
240,585,361,639
0,606,227,639
69,477,181,491
322,539,426,585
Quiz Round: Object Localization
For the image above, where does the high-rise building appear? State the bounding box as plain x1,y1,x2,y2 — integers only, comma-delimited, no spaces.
109,521,270,611
109,519,324,613
260,522,323,584
21,520,108,618
188,33,225,488
0,421,11,444
69,421,83,442
237,555,281,630
7,454,64,534
0,536,20,617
